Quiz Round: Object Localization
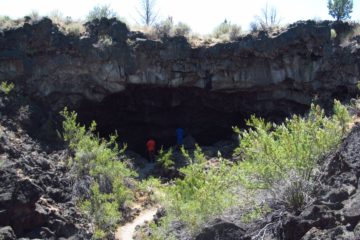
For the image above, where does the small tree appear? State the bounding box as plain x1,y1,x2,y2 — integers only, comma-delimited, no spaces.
327,0,353,21
137,0,158,26
253,3,281,31
86,4,118,21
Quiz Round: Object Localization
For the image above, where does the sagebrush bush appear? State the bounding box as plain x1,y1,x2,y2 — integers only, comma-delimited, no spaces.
134,100,350,238
249,21,259,33
81,183,120,237
173,22,191,36
154,17,173,38
271,170,315,212
0,16,15,29
212,20,241,41
48,12,85,36
149,145,239,238
157,147,175,170
61,108,136,237
233,100,350,210
86,4,118,21
151,18,192,39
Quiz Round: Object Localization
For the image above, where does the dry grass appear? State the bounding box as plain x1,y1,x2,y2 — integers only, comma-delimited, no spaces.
0,14,86,36
332,21,360,44
348,22,360,40
130,21,192,41
48,11,86,36
0,16,26,30
56,21,85,36
130,25,158,40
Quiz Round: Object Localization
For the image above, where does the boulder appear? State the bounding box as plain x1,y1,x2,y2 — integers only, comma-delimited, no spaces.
0,226,16,240
342,191,360,226
282,205,337,240
195,219,246,240
301,226,355,240
84,17,129,42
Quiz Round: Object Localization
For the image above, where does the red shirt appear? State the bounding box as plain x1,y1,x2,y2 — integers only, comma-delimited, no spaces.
146,139,156,152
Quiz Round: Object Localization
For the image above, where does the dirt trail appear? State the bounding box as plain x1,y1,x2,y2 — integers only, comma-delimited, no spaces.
115,206,158,240
115,161,159,240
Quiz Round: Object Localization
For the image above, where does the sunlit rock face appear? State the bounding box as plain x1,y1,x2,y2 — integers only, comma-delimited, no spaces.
0,18,359,149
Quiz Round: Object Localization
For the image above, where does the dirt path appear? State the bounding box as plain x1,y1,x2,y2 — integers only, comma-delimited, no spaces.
114,161,158,239
115,206,158,240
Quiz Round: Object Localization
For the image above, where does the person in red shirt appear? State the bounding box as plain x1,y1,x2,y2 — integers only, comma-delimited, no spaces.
146,138,156,162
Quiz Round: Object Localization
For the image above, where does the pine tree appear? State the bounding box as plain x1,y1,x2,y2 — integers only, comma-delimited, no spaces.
328,0,353,21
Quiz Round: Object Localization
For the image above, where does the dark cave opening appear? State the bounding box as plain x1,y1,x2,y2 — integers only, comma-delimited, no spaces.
75,85,309,155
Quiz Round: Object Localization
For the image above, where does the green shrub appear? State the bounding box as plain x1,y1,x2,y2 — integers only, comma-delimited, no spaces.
173,22,191,36
233,100,350,210
81,183,120,237
86,4,118,21
152,18,191,39
228,24,241,41
0,16,15,29
249,21,259,33
150,145,239,237
154,17,173,38
333,99,351,134
180,144,206,164
60,108,136,236
157,147,175,170
146,100,350,238
212,20,241,41
0,81,14,95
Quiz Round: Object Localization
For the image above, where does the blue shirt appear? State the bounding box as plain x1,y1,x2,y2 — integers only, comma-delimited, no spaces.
176,128,184,145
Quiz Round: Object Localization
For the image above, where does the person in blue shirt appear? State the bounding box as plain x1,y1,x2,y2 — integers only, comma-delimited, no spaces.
176,127,184,146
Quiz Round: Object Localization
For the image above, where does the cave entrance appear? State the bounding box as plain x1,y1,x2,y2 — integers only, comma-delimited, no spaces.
75,85,306,155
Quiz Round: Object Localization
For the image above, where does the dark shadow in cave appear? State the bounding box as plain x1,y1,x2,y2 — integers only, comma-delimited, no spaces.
76,85,309,156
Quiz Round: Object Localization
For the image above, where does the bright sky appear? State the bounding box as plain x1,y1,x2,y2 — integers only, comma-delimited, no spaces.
0,0,359,34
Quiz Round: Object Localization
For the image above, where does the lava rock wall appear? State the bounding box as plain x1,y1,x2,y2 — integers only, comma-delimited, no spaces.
1,18,359,150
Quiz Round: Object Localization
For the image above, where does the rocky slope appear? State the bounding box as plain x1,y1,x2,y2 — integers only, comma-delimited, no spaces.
192,122,360,240
1,17,360,240
1,18,360,150
0,96,91,239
